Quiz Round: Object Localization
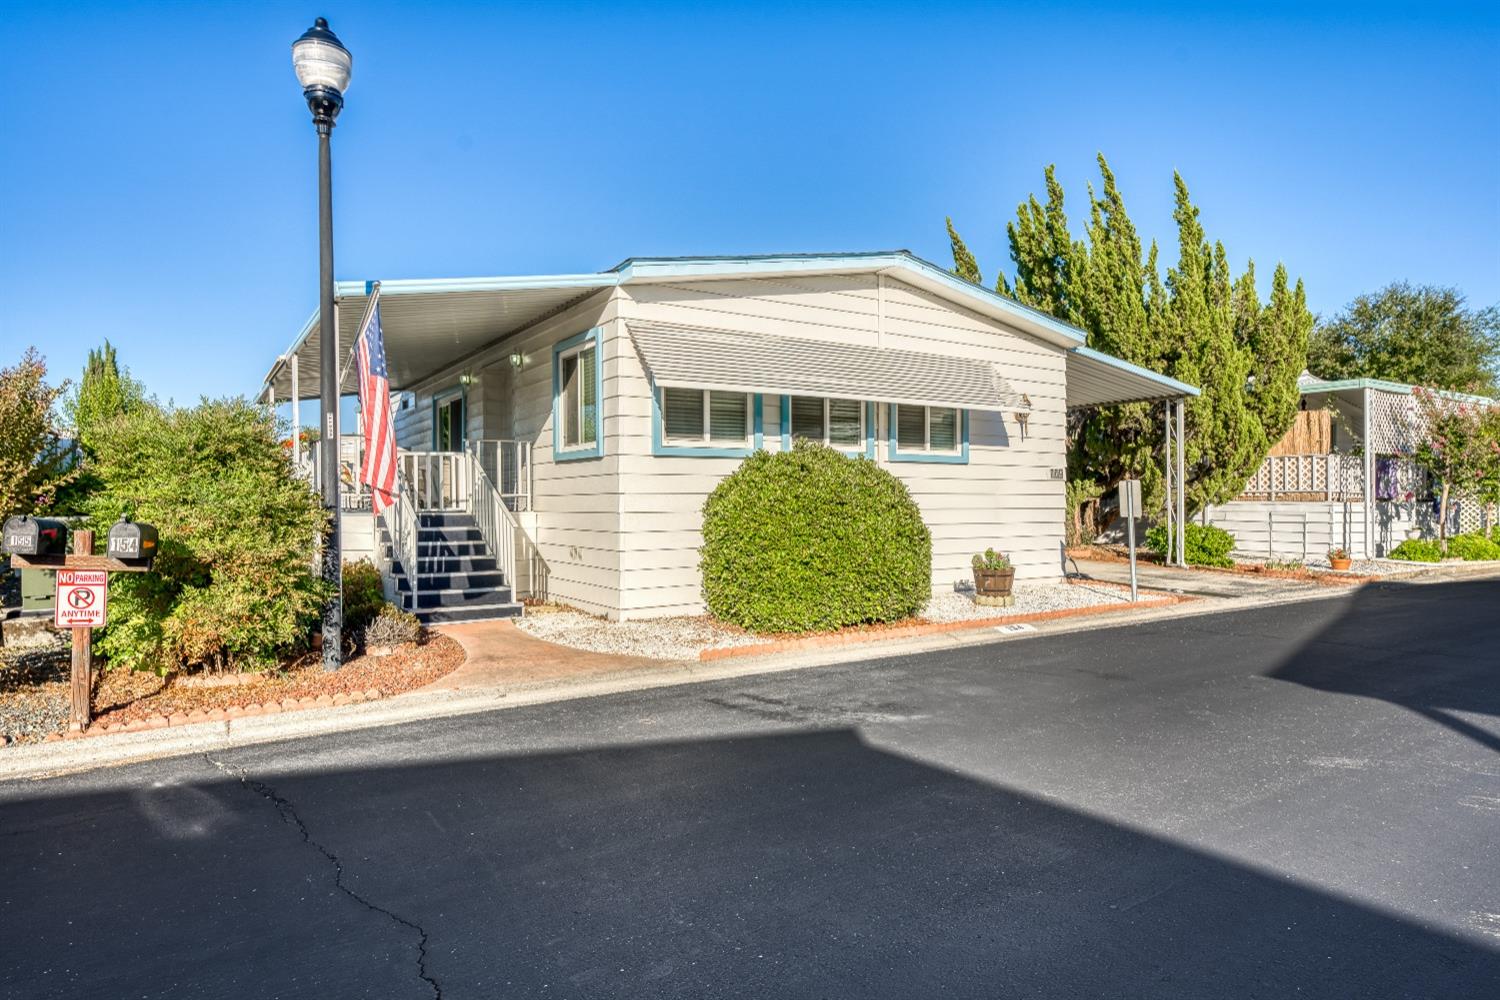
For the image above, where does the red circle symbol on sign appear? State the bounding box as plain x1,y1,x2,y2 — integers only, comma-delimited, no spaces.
68,588,96,609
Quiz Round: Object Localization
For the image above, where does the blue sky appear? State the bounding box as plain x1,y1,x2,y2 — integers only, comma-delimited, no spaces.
2,1,1496,409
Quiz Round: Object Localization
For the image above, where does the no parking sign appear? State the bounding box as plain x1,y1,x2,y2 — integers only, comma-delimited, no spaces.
55,569,108,628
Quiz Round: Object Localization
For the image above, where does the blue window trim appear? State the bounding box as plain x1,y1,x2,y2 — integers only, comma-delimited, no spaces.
887,404,969,464
430,385,467,452
552,327,605,462
779,397,876,459
652,388,763,457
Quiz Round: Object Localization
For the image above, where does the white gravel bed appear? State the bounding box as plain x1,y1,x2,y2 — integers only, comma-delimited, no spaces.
920,581,1130,623
1259,556,1404,575
516,608,760,661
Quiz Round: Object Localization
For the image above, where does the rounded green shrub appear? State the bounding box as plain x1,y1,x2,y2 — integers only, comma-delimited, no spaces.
1446,532,1500,561
1144,523,1236,567
701,441,932,633
1388,538,1443,562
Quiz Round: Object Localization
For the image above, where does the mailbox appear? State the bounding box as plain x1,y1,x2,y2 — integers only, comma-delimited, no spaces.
107,517,158,567
2,516,69,557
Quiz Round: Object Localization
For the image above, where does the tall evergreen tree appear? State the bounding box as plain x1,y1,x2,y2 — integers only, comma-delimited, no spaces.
64,338,144,455
944,159,1315,523
945,218,982,286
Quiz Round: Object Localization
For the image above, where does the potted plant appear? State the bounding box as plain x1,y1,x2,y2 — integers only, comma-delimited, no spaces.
971,548,1015,606
1327,547,1352,572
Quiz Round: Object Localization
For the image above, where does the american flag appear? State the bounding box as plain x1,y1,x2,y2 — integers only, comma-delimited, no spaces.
355,301,398,514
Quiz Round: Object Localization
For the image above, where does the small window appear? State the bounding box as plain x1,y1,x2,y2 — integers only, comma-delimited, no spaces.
788,396,865,449
661,388,751,446
558,340,598,451
894,405,961,454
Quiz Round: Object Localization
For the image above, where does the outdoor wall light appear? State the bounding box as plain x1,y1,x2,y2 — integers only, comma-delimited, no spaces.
509,352,525,369
1014,393,1032,439
459,371,478,386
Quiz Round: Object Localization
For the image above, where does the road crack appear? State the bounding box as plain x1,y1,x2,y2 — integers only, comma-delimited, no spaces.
205,754,442,999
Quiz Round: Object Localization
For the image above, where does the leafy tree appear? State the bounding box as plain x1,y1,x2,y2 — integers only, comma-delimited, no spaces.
0,349,75,522
83,398,329,672
1410,387,1500,552
946,218,982,286
1309,283,1500,394
63,339,145,454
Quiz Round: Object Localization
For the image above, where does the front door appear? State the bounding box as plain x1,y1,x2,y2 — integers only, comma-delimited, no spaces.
435,392,466,452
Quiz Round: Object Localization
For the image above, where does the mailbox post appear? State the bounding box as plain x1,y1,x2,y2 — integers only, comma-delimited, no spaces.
6,515,157,731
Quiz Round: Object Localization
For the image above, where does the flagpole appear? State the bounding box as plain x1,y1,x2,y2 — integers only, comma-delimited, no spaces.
340,282,382,387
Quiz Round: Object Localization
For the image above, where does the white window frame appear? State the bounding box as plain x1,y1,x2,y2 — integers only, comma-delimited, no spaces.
557,340,598,453
661,387,753,447
893,404,962,454
788,396,866,449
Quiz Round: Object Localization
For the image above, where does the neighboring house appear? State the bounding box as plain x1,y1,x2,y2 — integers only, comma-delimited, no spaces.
262,251,1196,622
1205,374,1498,560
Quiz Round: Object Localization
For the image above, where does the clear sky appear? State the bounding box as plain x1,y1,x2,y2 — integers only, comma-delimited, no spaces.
2,1,1496,410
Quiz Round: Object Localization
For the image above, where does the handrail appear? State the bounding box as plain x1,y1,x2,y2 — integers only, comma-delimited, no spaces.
378,483,419,614
464,443,519,592
469,439,532,512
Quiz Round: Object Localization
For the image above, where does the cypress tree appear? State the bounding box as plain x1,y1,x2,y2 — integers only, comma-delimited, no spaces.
946,217,982,286
1004,165,1084,326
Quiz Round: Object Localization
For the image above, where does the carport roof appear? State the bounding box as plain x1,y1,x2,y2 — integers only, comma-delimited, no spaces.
261,251,1197,407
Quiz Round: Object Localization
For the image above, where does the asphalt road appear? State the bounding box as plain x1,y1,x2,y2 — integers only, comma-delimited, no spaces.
4,579,1499,999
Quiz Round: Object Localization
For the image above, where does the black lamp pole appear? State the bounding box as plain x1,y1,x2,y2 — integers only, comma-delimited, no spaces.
293,17,352,670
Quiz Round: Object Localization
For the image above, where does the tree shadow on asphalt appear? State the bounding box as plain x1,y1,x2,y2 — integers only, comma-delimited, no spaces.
3,726,1497,999
1268,578,1500,754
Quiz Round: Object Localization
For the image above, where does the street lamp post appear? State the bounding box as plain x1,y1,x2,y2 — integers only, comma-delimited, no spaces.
292,17,352,670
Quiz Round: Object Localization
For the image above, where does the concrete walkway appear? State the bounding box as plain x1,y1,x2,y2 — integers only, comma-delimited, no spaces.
427,619,666,691
1069,557,1327,599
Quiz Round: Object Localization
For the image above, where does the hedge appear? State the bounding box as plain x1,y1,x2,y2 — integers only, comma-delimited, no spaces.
700,441,931,633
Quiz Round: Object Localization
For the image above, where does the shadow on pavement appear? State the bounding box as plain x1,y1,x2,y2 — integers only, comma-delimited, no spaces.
1268,578,1500,753
3,725,1496,998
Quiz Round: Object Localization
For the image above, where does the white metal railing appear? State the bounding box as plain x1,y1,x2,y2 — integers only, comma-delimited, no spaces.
464,446,519,592
1239,453,1364,501
378,487,420,611
399,451,472,511
470,439,532,512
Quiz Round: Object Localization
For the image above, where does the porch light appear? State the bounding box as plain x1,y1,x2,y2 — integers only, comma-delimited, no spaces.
292,17,352,127
509,352,524,369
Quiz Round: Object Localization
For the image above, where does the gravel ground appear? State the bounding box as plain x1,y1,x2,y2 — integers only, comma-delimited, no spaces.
0,626,70,745
517,609,760,661
519,582,1132,660
921,581,1130,622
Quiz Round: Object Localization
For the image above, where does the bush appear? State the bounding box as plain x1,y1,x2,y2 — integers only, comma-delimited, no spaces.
1144,523,1236,568
1388,539,1443,562
342,560,386,634
1446,532,1500,561
84,399,329,673
362,603,421,648
701,441,932,633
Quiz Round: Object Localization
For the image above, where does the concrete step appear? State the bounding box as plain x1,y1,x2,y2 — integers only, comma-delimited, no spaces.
407,585,515,610
415,556,499,575
398,571,507,591
418,512,477,528
415,602,523,624
418,526,484,544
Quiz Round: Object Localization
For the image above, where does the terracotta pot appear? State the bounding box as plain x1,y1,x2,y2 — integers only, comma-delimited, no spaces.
973,567,1015,597
1329,557,1352,571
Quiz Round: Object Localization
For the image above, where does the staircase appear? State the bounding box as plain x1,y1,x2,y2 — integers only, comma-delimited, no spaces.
389,511,523,624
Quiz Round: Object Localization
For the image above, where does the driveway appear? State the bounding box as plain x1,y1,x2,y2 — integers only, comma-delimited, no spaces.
3,578,1498,998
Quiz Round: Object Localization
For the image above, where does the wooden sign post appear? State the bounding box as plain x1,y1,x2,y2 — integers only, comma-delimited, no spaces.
11,527,152,733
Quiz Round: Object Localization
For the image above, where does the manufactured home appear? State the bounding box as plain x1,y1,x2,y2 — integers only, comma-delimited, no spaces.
1204,374,1498,561
262,252,1196,622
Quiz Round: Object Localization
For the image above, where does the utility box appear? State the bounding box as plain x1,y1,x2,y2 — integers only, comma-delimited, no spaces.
2,516,68,557
21,568,55,615
107,518,159,568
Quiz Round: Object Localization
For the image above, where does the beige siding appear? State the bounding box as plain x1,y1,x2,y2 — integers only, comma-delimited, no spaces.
614,273,1067,620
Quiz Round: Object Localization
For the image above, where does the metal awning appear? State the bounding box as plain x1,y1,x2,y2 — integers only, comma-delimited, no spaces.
263,275,616,400
626,320,1027,411
1065,346,1199,407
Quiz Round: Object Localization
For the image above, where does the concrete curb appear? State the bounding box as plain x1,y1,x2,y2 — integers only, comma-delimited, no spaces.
5,568,1494,783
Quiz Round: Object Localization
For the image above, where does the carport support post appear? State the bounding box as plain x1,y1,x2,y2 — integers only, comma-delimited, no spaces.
1163,402,1173,564
290,353,302,466
1175,399,1186,568
68,530,94,732
1361,385,1374,559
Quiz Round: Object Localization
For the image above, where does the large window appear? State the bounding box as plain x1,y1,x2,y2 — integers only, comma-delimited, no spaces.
890,404,965,462
553,329,603,460
661,387,752,446
787,396,866,450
